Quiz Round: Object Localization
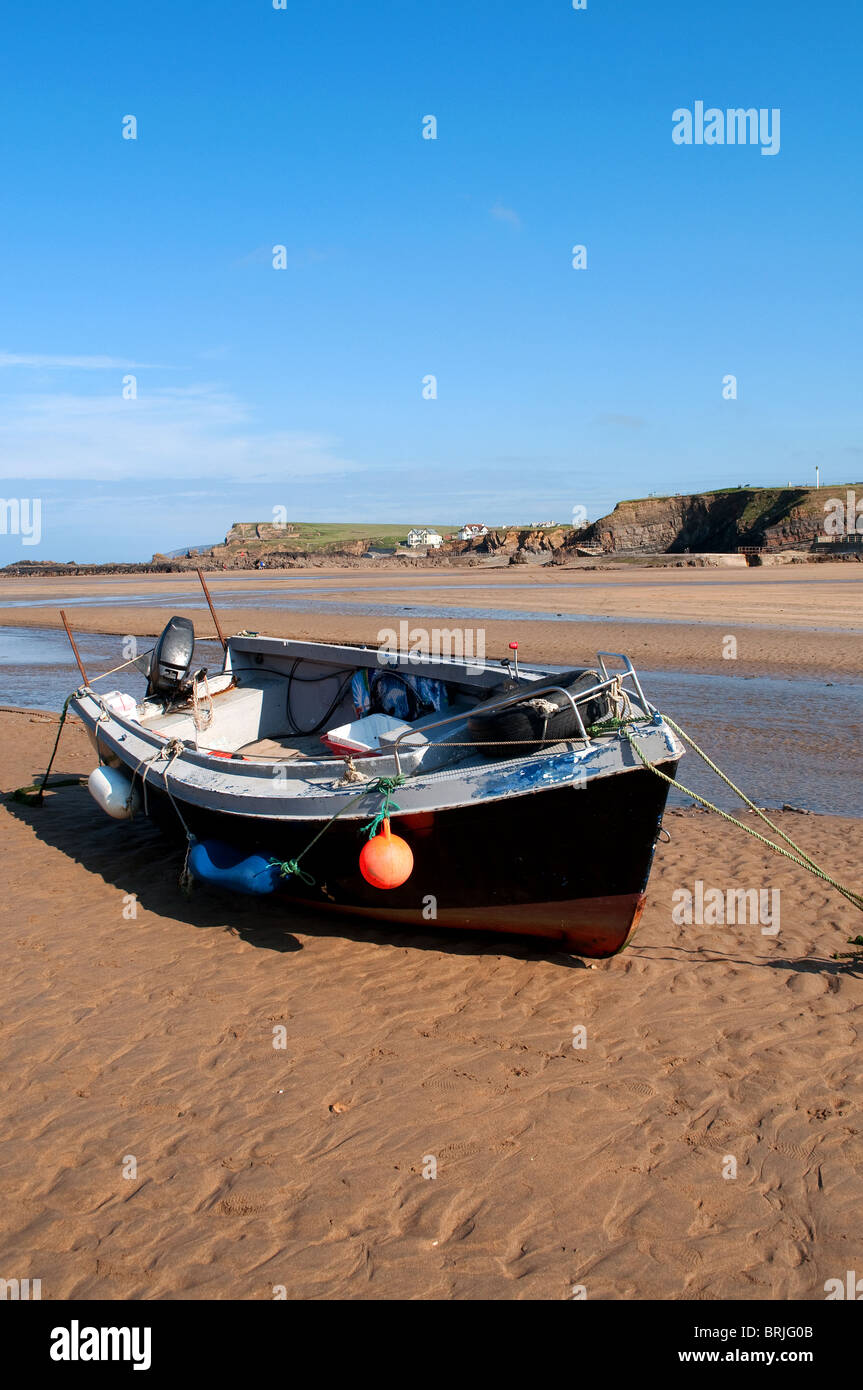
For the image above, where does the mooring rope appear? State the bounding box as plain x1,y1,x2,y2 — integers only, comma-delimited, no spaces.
11,692,78,805
88,648,155,684
358,776,404,838
267,774,408,887
626,718,863,914
129,737,189,829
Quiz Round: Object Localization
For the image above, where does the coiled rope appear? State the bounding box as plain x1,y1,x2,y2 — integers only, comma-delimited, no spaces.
191,674,213,732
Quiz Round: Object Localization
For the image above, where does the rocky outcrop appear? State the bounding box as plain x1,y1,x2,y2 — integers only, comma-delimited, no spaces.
441,526,567,557
224,522,299,544
569,487,862,554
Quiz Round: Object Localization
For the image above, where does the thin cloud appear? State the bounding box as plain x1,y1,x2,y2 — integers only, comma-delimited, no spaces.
0,352,166,370
0,385,362,482
490,203,521,229
594,413,647,430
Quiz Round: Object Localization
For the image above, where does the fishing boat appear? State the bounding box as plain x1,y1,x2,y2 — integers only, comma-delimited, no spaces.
69,616,684,958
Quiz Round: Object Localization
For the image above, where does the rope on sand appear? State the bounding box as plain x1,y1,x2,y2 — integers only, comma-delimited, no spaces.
10,693,79,806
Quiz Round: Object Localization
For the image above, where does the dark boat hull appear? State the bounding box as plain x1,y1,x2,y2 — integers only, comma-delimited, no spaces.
142,759,677,958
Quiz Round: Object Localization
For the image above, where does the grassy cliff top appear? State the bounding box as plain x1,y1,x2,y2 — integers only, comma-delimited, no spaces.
222,522,460,553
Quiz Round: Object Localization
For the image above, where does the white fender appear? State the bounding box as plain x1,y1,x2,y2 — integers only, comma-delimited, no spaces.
87,765,141,820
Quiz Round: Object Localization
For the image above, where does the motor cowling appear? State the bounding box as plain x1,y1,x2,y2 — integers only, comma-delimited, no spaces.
146,616,196,700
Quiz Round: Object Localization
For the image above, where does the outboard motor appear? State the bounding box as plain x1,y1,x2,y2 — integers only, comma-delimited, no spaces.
146,616,196,701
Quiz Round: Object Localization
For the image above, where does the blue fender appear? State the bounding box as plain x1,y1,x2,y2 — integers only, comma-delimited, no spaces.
188,839,282,896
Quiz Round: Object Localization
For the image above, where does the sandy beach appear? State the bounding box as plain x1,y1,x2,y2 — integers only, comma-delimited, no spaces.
1,563,862,678
1,706,862,1300
1,564,862,1301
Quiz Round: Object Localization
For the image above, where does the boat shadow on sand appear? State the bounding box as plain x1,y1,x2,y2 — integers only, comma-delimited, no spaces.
6,781,588,966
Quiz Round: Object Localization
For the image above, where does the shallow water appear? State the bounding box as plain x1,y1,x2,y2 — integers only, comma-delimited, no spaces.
635,669,863,818
0,627,223,710
1,626,859,817
3,576,863,636
2,588,860,634
4,573,863,608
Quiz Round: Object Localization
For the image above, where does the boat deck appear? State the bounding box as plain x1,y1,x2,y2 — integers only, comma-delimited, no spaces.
237,732,329,761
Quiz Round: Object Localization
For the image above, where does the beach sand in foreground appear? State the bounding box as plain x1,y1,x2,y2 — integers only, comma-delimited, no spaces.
1,709,861,1300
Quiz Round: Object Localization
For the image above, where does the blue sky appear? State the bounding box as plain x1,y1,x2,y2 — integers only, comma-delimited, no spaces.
1,0,861,562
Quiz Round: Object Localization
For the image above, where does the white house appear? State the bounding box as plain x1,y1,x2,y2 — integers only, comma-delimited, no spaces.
406,527,443,548
458,522,488,540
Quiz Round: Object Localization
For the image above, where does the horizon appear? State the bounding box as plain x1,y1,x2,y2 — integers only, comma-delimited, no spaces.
2,0,862,562
7,478,863,568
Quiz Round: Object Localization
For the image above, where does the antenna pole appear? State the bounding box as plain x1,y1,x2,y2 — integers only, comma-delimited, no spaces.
59,610,90,685
196,568,227,651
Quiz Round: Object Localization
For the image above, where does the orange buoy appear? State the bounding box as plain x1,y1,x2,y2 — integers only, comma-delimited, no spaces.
359,818,414,889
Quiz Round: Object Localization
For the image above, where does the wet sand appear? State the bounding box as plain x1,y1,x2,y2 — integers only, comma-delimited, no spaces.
1,565,862,678
1,709,862,1300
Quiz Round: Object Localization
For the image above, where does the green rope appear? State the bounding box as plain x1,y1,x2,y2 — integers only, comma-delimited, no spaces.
11,692,77,806
269,856,316,886
586,715,645,736
626,717,863,914
11,777,81,804
268,774,408,886
359,775,406,839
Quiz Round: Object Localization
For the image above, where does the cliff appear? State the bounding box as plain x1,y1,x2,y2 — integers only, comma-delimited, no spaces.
571,486,862,554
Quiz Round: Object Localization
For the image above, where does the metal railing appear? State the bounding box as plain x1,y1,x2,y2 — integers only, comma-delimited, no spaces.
596,652,651,715
387,653,652,775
